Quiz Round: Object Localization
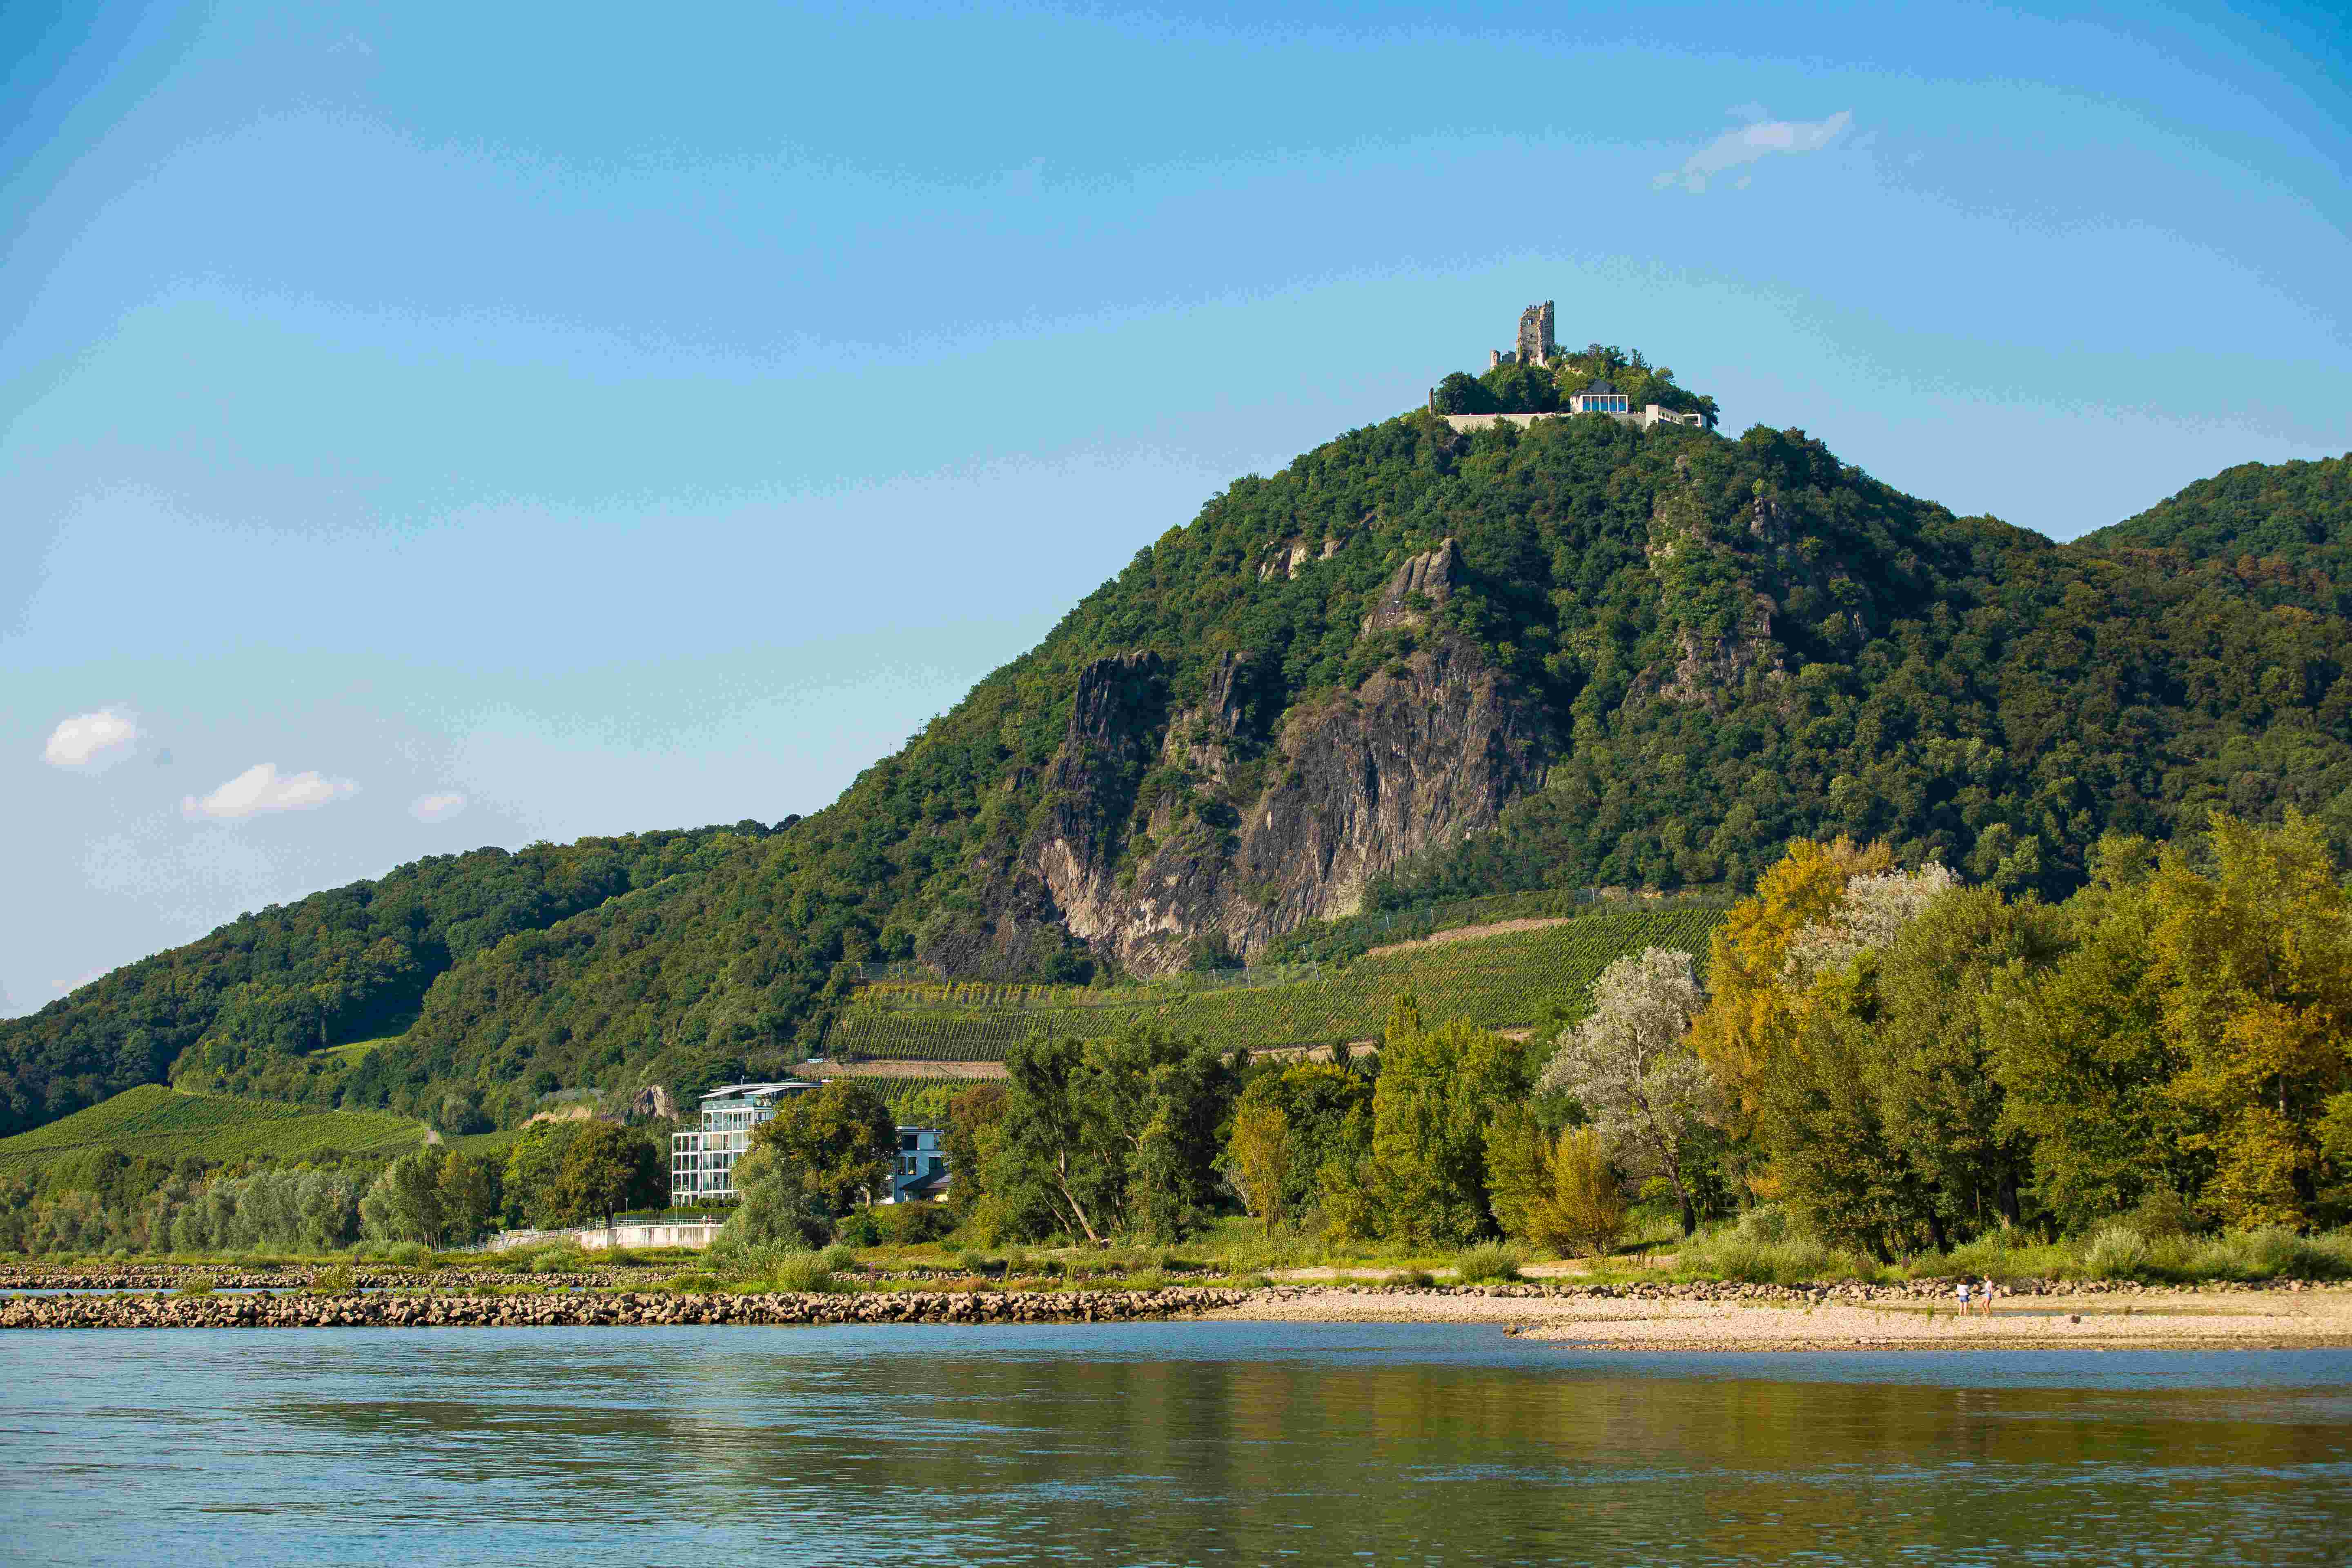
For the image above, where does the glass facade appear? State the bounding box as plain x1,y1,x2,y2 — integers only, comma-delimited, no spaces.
668,1082,819,1205
669,1091,952,1206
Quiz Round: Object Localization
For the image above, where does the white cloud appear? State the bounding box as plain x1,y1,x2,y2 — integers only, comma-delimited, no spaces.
1657,109,1853,193
182,762,358,820
410,791,468,823
42,708,140,769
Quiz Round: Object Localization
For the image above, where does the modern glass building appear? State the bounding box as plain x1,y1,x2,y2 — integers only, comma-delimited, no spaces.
669,1080,819,1204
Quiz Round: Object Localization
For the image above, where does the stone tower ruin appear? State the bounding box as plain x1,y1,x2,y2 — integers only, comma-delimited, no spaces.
1516,301,1556,367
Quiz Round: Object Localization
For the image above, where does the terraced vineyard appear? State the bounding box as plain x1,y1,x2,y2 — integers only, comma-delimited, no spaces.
0,1085,430,1173
824,906,1722,1061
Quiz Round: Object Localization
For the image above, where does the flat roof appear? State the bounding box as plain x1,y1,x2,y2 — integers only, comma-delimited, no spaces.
699,1079,820,1100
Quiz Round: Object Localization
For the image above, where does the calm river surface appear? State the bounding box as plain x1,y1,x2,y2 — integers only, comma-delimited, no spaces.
3,1323,2348,1565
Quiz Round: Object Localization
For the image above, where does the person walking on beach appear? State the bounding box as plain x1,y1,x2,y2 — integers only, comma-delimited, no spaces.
1956,1279,1971,1316
1979,1277,1997,1318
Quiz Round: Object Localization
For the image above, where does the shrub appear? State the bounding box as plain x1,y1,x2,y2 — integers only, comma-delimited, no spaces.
662,1271,725,1293
384,1241,430,1268
1398,1268,1436,1288
1453,1243,1523,1283
833,1210,884,1247
768,1253,838,1293
955,1250,991,1275
1678,1218,1861,1285
176,1274,216,1297
818,1244,860,1274
1937,1226,2069,1282
2187,1227,2352,1281
2083,1224,2152,1280
2124,1188,2198,1240
311,1263,355,1294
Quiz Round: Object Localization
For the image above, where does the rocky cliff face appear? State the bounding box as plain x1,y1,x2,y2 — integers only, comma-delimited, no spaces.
1632,472,1877,709
1020,542,1551,976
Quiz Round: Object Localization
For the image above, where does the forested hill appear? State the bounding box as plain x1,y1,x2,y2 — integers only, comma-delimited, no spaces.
9,385,2352,1139
0,826,775,1137
2078,452,2351,574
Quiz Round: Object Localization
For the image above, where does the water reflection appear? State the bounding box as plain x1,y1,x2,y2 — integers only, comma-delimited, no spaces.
6,1324,2350,1565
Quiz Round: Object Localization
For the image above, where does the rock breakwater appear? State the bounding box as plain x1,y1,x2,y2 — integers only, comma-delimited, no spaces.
0,1286,1252,1331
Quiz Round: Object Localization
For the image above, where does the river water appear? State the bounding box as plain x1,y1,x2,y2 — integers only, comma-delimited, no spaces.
4,1323,2348,1565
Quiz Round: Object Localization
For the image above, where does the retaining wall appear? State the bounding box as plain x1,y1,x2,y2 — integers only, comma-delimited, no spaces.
487,1221,724,1252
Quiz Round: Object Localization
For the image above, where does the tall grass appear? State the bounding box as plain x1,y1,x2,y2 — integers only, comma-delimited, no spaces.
1673,1206,1873,1285
2182,1227,2352,1281
1930,1223,2352,1285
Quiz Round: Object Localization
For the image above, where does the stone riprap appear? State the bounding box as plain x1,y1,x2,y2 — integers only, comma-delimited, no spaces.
0,1285,1253,1330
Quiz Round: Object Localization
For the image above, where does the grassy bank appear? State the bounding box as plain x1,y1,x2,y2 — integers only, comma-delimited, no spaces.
16,1208,2352,1294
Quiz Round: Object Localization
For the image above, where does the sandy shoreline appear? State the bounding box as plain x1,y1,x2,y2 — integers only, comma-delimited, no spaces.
1208,1285,2352,1351
6,1270,2349,1348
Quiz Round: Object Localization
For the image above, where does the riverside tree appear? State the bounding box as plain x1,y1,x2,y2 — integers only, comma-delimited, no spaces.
717,1140,832,1251
1699,815,2352,1253
1990,814,2352,1231
748,1080,895,1216
1326,998,1530,1247
989,1025,1239,1244
1225,1100,1292,1235
1541,949,1720,1236
1486,1118,1627,1257
943,1082,1009,1226
1225,1058,1374,1227
549,1122,664,1223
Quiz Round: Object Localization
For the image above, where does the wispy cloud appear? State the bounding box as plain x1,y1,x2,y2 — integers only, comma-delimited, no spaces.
182,762,358,820
410,791,468,823
1657,109,1853,193
42,708,140,770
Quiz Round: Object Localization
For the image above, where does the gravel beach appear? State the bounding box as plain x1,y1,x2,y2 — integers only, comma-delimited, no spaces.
1210,1283,2352,1350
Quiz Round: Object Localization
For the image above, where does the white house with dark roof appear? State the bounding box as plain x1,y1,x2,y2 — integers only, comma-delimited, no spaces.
1568,379,1629,414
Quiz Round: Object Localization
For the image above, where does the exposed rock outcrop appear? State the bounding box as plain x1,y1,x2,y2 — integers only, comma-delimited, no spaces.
1027,541,1550,976
1359,537,1458,633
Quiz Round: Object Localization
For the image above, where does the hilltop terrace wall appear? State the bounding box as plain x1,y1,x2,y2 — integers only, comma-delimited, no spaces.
1443,408,1706,434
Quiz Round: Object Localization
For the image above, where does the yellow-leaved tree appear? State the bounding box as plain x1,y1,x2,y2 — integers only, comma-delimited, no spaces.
1687,836,1889,1195
2143,812,2352,1229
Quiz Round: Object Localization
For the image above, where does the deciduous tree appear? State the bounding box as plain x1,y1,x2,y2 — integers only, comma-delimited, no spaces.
1542,949,1719,1235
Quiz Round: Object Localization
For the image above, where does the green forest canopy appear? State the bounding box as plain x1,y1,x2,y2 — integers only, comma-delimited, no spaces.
3,363,2346,1143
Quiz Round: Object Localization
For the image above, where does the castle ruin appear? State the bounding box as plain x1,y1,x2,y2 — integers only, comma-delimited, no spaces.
1488,300,1557,370
1441,301,1708,434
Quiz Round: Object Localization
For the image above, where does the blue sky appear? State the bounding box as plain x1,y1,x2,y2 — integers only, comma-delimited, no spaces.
4,0,2348,1014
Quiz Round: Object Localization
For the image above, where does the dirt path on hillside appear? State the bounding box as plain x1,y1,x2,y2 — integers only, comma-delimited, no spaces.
1242,1026,1536,1064
1362,917,1572,961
